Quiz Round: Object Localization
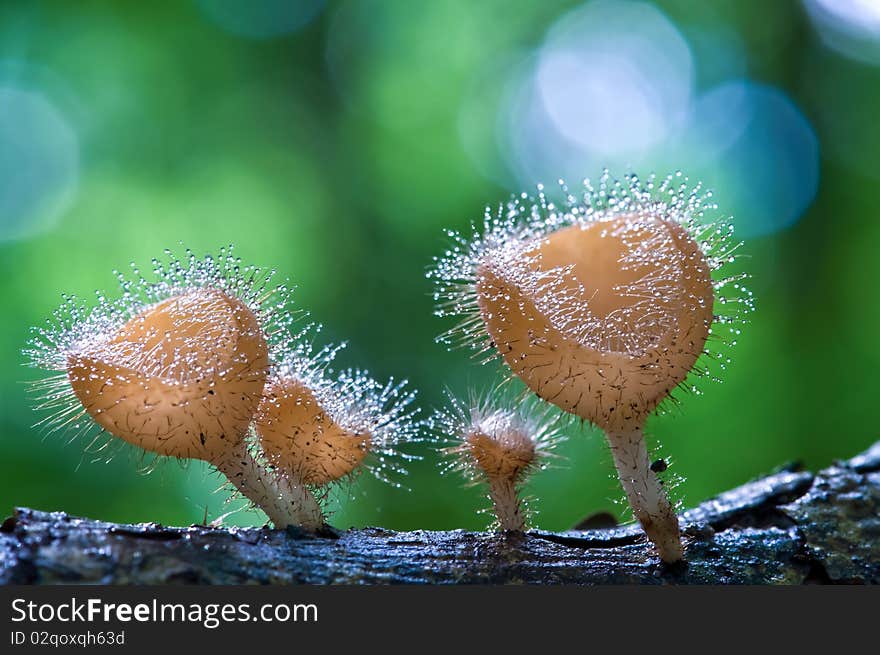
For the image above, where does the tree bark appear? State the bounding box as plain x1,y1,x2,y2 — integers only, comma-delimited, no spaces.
2,441,878,585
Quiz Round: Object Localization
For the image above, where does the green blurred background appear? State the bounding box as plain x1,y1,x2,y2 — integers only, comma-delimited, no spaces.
1,0,878,532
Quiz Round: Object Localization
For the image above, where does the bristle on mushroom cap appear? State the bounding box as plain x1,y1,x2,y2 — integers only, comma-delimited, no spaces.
254,338,421,488
436,393,563,485
256,376,371,486
466,423,536,482
66,288,268,460
476,214,713,430
430,172,753,431
25,247,292,461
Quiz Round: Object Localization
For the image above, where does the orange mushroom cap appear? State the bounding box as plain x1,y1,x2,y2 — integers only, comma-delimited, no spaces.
475,214,714,431
66,287,269,461
255,375,372,487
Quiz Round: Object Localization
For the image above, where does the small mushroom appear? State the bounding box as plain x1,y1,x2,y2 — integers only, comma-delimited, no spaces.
434,393,563,532
254,344,420,529
26,249,319,529
430,172,752,562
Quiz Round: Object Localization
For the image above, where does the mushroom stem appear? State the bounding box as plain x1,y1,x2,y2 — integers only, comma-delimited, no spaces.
606,426,683,563
214,441,324,531
487,476,525,532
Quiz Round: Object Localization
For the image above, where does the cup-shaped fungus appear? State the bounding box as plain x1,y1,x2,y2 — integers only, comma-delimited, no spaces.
254,341,420,528
434,393,562,532
25,248,319,529
64,287,267,461
430,172,752,562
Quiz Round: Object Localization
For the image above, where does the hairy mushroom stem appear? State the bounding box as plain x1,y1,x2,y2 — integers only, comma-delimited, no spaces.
606,425,682,563
214,440,323,531
27,247,420,533
431,174,753,563
465,215,704,560
486,475,525,532
436,394,563,533
29,257,329,530
254,366,419,529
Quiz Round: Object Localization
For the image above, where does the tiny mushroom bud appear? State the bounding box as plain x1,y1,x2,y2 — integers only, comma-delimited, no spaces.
434,393,563,532
254,339,420,528
430,172,753,562
25,247,318,529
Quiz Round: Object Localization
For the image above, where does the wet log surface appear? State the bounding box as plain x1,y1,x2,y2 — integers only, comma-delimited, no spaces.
2,441,878,585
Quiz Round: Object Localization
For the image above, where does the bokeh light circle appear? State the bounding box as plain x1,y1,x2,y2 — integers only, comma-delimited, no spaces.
676,81,820,238
804,0,880,66
497,0,694,186
536,0,693,157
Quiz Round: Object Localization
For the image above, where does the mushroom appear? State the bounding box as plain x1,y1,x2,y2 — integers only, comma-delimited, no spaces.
430,172,752,562
434,393,562,532
254,343,420,529
26,248,319,528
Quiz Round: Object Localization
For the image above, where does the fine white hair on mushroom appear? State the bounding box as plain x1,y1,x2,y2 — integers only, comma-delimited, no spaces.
23,245,293,464
429,170,753,562
428,170,754,406
432,390,564,531
256,330,422,494
22,246,351,530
